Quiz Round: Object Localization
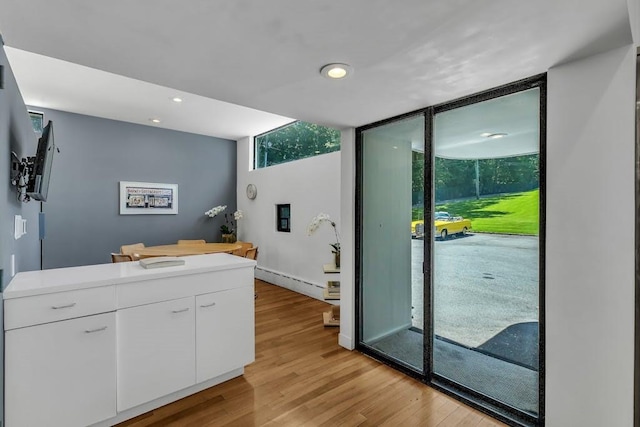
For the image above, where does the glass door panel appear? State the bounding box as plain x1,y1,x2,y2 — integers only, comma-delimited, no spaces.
360,115,425,372
432,88,540,416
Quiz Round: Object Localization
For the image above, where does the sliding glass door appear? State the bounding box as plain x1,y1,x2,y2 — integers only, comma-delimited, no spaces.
357,76,545,426
431,86,542,420
359,114,425,372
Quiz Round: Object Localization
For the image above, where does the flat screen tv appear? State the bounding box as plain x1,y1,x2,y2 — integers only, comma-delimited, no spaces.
26,120,56,201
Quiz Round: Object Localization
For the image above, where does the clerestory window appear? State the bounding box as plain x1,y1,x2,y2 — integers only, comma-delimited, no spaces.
254,121,340,169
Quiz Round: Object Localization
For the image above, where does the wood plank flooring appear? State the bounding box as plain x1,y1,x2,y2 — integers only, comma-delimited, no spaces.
118,280,506,427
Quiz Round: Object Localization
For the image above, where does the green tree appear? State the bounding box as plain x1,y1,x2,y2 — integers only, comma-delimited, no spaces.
435,157,476,201
412,151,424,205
479,155,539,194
433,154,539,202
412,151,424,192
255,121,340,168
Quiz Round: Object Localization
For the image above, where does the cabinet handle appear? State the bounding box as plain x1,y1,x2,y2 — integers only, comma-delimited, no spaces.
172,308,190,313
200,302,216,308
51,303,76,310
84,326,108,334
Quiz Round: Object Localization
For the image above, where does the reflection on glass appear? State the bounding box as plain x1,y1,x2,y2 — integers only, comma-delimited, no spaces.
432,88,540,416
360,115,425,372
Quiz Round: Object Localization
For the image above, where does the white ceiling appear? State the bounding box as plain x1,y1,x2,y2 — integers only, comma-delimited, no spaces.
0,0,635,140
4,48,294,140
435,88,540,159
367,88,539,159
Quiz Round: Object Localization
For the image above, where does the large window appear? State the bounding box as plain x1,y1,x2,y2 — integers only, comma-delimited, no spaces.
254,121,340,169
356,76,545,427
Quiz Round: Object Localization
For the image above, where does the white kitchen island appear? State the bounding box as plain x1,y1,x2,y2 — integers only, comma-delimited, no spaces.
3,253,256,427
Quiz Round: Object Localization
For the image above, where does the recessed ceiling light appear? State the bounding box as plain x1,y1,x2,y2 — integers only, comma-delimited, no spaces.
172,97,183,103
150,118,161,123
320,63,352,79
482,132,508,139
488,133,508,139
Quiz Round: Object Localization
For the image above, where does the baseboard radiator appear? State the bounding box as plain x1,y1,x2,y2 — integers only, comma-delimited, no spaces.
255,267,326,302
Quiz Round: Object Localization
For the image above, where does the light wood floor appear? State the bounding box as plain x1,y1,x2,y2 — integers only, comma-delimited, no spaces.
118,280,506,427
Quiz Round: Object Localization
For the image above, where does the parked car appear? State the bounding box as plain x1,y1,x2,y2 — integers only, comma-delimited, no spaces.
411,211,472,240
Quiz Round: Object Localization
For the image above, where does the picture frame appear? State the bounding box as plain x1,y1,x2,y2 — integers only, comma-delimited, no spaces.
119,181,178,215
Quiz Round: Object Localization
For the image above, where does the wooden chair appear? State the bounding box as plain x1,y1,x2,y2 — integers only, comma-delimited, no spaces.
111,253,133,263
232,241,254,256
177,239,206,245
244,246,259,299
245,247,258,261
120,243,145,261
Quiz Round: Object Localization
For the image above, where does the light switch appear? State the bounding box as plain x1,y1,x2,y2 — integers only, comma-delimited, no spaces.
14,215,26,239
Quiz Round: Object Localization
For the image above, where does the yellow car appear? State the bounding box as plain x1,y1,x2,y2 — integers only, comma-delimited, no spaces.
411,212,472,240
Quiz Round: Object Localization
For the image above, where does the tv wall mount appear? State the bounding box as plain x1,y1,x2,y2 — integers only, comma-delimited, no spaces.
11,151,36,202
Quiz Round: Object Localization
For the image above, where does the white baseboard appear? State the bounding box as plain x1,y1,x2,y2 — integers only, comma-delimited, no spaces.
255,266,338,304
339,333,354,350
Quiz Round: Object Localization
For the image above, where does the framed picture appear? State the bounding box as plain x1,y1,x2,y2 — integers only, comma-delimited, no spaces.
119,181,178,215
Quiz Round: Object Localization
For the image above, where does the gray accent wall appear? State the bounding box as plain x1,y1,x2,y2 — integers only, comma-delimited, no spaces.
0,43,41,283
33,107,237,269
0,39,42,427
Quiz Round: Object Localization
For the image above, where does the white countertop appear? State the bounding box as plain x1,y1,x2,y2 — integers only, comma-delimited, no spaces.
3,253,256,299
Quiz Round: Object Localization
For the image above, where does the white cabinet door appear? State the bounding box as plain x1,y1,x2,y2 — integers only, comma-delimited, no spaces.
117,297,196,411
5,312,116,427
196,287,255,383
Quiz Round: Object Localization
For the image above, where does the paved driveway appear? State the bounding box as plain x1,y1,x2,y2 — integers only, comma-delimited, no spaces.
411,233,539,347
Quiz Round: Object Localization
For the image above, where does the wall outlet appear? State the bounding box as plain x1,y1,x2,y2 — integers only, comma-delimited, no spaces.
11,254,15,277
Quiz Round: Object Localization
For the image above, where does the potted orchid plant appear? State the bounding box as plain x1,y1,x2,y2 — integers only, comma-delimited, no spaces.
307,212,341,267
205,205,243,243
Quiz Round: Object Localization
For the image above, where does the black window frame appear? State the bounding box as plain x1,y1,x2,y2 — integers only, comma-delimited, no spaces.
276,204,291,232
253,120,341,170
355,73,546,427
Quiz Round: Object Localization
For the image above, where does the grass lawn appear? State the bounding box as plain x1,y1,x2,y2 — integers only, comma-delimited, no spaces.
413,189,539,235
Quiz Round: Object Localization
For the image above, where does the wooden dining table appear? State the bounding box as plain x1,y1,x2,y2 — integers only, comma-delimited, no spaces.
134,243,242,258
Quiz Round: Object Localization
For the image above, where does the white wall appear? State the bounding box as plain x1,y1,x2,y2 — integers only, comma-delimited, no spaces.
236,137,341,299
546,44,635,426
339,128,355,349
628,0,640,44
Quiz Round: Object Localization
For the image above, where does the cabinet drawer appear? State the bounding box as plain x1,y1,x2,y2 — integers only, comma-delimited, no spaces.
5,286,116,330
117,268,253,309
